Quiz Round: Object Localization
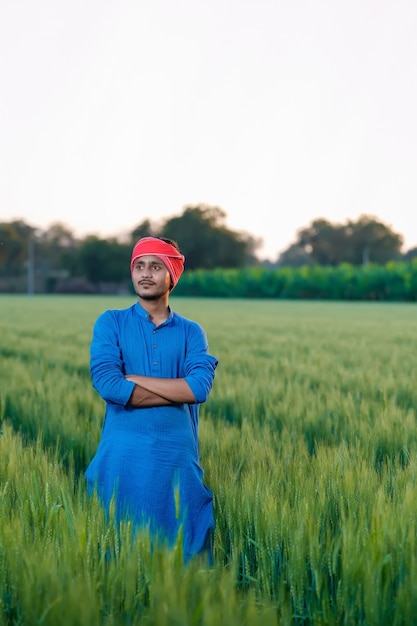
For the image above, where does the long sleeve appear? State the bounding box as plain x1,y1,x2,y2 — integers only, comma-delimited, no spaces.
90,311,135,405
183,322,218,403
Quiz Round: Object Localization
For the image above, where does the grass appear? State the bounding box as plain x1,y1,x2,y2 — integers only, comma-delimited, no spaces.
1,295,417,624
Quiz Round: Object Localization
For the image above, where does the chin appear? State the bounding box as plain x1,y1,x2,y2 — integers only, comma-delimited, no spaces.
139,294,160,301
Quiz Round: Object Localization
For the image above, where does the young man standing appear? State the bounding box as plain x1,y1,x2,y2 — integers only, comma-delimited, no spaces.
86,237,218,563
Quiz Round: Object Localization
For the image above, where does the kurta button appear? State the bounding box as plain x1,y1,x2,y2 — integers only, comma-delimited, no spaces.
153,345,157,349
153,361,158,365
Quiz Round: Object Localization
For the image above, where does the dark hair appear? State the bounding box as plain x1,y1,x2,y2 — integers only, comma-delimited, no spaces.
157,237,181,252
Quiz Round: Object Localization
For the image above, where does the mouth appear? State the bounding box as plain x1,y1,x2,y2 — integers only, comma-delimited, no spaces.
139,281,155,286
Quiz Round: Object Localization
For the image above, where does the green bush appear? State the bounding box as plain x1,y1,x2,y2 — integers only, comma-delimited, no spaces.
175,260,417,301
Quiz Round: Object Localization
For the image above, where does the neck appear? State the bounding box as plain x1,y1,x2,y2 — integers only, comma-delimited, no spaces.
138,296,170,324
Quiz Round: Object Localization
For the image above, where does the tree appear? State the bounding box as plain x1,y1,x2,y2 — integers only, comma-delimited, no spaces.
37,223,78,269
0,220,43,293
0,220,38,277
76,236,131,286
276,243,314,267
158,204,260,269
130,219,158,244
403,247,417,261
296,219,347,266
279,214,403,267
344,215,403,265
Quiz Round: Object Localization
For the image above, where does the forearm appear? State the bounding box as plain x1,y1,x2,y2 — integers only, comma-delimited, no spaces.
128,385,175,407
125,375,196,403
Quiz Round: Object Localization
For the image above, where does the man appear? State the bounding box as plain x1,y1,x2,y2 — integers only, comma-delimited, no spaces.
85,236,218,563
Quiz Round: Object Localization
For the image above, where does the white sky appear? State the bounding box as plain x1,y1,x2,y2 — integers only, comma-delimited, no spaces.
1,0,417,260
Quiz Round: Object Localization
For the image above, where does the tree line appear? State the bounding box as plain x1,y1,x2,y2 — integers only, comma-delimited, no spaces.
0,205,416,294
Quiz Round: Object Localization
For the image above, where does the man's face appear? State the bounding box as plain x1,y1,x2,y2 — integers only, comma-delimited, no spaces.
131,255,171,300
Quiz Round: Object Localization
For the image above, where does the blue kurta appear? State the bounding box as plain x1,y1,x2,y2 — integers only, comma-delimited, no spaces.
85,302,218,562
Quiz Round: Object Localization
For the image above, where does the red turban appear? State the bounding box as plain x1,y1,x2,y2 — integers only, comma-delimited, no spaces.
130,237,185,291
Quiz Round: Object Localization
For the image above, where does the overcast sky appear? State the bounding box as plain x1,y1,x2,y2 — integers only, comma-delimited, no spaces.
1,0,416,260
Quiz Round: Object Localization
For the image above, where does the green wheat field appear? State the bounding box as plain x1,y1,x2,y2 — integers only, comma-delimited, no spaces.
1,295,417,625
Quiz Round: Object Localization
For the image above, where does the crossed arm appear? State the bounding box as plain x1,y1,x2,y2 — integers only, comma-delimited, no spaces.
90,311,216,409
125,374,196,407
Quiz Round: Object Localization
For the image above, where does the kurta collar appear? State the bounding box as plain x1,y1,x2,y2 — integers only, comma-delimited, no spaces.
134,301,174,326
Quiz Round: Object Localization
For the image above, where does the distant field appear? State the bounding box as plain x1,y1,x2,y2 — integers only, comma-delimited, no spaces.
1,295,417,625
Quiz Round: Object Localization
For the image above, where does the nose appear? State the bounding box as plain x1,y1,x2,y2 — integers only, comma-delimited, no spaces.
140,265,153,278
